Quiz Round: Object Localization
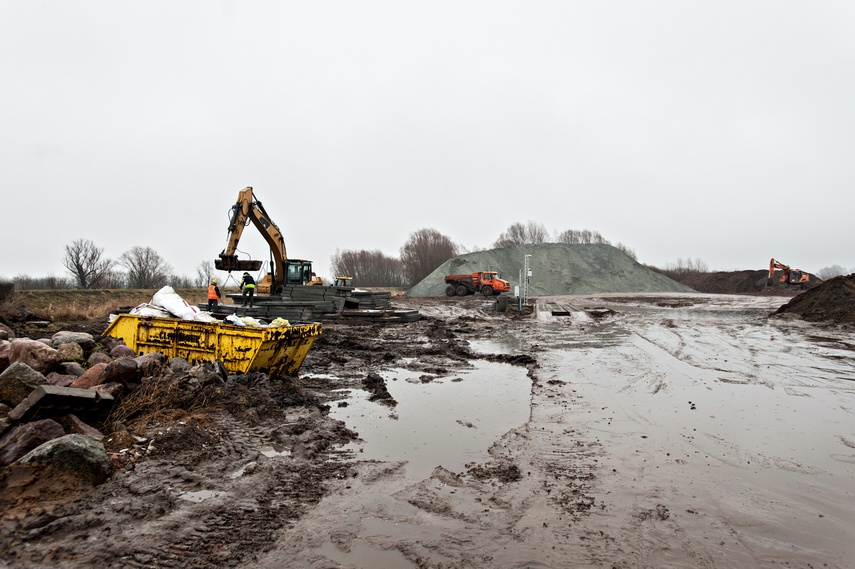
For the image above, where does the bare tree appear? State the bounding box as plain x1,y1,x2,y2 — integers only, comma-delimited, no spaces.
650,257,709,282
493,221,549,248
330,249,407,287
555,228,610,245
614,242,637,261
816,265,848,280
400,228,460,286
119,246,173,289
62,239,114,289
195,260,216,287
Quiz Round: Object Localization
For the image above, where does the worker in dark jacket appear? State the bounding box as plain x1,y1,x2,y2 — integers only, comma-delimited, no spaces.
240,272,256,307
207,279,221,311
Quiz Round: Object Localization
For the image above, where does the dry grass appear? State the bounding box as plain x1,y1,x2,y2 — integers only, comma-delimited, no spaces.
11,288,210,321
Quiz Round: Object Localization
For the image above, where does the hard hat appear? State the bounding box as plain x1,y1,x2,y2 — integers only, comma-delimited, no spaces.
211,279,217,284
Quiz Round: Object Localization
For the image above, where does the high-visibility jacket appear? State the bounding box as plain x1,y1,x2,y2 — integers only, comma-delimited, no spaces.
207,285,220,300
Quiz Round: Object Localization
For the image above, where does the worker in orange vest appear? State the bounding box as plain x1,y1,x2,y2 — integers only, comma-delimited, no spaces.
207,279,221,312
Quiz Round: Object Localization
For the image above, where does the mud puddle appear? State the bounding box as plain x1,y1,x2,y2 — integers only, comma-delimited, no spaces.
329,357,531,481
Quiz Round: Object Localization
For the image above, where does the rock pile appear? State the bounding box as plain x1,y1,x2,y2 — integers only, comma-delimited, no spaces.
406,243,694,297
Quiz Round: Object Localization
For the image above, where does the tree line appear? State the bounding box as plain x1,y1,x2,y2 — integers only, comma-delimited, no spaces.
8,224,849,291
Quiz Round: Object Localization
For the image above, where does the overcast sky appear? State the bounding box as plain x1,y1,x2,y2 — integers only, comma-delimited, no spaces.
2,1,853,283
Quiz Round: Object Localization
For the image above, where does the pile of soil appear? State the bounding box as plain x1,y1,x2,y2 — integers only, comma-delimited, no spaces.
406,243,693,297
774,274,855,324
683,270,820,295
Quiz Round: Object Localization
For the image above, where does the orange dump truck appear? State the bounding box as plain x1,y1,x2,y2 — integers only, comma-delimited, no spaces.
445,271,511,297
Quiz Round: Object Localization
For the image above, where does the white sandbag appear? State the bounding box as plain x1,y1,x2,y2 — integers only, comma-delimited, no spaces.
239,316,263,327
130,303,171,318
269,317,291,327
225,314,245,326
151,286,200,320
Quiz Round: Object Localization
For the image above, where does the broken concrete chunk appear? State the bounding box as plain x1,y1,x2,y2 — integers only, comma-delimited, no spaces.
9,338,63,374
0,418,65,467
8,384,114,423
0,361,48,407
18,434,113,485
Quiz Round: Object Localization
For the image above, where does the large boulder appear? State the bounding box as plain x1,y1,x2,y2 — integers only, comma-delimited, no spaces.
0,362,47,407
58,361,86,377
109,344,136,358
102,358,140,387
45,372,77,387
57,414,104,441
0,340,10,372
0,418,65,467
9,338,63,374
136,352,167,376
56,342,84,362
87,352,112,367
18,434,113,485
50,331,95,350
69,363,108,390
0,322,15,340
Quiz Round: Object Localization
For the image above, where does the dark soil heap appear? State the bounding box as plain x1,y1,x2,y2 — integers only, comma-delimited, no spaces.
774,274,855,324
406,243,693,297
683,270,820,295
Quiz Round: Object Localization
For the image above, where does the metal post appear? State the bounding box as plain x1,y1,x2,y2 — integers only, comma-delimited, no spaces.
522,254,531,307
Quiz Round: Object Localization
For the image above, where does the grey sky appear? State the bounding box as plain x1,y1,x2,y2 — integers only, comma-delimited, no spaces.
2,1,853,283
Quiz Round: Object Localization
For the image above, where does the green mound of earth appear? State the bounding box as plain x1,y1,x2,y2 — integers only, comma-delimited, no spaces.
405,243,694,297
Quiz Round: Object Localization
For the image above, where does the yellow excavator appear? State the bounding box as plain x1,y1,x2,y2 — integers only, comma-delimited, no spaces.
215,187,323,296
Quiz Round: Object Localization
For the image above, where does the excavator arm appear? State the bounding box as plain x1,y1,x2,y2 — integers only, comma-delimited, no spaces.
216,187,287,293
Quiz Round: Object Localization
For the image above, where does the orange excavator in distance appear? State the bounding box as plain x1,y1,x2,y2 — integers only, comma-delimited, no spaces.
768,258,811,289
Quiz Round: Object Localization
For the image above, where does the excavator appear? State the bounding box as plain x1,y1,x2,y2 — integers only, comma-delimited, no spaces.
768,258,811,289
215,187,323,296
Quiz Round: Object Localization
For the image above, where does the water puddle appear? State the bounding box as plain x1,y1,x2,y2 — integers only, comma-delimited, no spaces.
330,359,531,481
317,539,415,568
178,490,227,503
259,444,291,458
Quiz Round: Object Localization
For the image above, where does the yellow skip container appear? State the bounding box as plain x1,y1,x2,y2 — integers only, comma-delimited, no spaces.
103,314,321,376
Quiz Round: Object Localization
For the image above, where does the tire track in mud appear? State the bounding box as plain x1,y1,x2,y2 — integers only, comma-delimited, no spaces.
2,410,355,568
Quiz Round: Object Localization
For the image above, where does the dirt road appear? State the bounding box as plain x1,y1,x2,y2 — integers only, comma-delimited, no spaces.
3,293,853,568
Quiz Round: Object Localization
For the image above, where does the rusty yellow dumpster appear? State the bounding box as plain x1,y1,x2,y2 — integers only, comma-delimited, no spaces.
102,314,321,376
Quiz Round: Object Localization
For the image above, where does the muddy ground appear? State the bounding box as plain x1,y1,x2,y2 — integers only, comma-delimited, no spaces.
2,292,854,568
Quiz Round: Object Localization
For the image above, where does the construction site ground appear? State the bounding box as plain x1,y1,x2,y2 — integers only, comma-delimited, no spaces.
2,291,855,568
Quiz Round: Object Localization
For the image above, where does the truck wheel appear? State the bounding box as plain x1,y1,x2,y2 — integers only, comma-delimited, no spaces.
456,285,467,296
481,285,493,297
446,284,456,297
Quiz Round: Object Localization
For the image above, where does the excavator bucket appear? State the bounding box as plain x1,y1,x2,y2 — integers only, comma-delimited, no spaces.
215,255,263,272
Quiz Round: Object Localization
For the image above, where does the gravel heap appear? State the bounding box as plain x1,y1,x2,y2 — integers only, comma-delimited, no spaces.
405,243,694,297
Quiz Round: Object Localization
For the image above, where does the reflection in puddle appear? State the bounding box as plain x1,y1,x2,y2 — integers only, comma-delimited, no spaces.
330,360,530,481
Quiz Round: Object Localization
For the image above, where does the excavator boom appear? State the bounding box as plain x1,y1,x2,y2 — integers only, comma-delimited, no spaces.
216,187,317,295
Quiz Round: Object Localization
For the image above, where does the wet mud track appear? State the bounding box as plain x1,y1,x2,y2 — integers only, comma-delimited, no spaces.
2,294,854,568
